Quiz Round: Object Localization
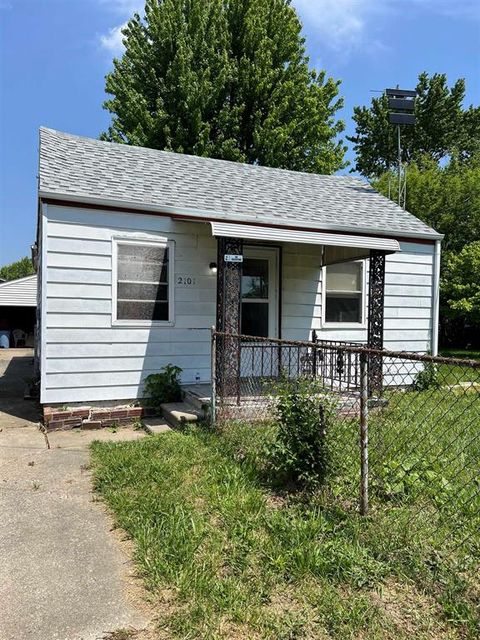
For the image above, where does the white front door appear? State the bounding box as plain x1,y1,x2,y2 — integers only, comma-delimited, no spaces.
240,247,279,338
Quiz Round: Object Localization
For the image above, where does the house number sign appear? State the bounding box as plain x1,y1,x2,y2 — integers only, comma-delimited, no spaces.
224,254,243,263
177,275,196,286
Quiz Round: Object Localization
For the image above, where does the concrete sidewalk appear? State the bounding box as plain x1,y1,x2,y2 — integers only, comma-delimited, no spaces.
0,352,152,640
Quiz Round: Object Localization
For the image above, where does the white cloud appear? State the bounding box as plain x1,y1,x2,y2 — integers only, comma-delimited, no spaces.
98,0,143,54
293,0,479,61
100,22,128,53
292,0,382,56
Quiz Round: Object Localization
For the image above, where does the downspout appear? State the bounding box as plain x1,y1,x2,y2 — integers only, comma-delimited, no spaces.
431,239,441,356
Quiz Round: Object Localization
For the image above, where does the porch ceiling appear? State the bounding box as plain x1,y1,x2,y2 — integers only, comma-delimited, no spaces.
210,221,400,265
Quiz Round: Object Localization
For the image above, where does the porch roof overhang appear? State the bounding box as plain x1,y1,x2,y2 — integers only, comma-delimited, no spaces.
210,221,400,265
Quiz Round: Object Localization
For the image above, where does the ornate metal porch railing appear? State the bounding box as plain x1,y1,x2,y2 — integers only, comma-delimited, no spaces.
212,330,364,409
238,332,363,392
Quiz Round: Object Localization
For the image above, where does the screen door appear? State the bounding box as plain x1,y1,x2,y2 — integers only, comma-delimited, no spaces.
240,247,278,378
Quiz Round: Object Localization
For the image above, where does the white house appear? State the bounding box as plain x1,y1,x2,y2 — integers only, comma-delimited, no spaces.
36,128,442,408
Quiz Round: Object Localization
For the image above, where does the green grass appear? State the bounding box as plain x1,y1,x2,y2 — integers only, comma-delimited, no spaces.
439,349,480,361
91,387,479,640
438,350,480,384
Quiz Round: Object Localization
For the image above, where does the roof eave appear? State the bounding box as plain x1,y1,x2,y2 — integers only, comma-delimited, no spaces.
0,274,37,288
38,190,444,242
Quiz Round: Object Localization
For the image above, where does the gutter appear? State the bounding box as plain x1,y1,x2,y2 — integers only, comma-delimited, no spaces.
39,191,444,244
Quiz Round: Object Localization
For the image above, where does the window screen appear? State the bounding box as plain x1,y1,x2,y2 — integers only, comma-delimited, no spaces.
325,261,363,323
116,243,170,322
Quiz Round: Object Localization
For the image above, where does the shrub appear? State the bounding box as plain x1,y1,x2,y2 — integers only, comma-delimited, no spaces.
413,362,441,391
144,364,183,409
266,375,337,488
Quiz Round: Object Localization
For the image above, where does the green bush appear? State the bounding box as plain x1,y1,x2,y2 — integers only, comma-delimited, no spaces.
413,362,441,391
266,376,337,488
144,364,182,409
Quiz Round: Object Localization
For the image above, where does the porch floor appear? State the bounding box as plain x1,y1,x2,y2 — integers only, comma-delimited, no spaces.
183,383,362,420
183,383,212,409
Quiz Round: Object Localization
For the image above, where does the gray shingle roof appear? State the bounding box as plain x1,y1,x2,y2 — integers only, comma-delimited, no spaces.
39,128,441,240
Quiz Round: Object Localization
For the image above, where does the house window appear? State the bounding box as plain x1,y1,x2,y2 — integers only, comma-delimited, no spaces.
324,261,364,324
114,240,173,324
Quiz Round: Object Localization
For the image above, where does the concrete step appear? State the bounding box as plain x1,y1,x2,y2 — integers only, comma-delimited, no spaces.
143,417,172,435
183,387,211,413
160,402,204,429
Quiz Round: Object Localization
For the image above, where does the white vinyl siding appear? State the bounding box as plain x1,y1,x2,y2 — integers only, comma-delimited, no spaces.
0,275,37,307
40,202,437,404
40,204,216,404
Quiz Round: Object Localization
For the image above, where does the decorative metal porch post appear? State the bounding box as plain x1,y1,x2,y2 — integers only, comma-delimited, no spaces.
216,237,243,399
367,249,386,396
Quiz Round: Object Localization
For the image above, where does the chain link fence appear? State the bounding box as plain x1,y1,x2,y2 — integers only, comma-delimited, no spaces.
212,330,480,565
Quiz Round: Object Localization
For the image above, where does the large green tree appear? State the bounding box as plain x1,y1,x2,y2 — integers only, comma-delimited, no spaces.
374,156,480,253
349,73,480,177
442,242,480,326
374,156,480,344
101,0,346,174
0,257,35,282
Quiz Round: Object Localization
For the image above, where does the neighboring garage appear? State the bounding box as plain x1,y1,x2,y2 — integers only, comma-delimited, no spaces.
0,275,37,348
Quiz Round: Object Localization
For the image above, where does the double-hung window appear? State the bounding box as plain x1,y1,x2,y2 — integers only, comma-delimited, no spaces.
113,239,173,324
323,261,365,325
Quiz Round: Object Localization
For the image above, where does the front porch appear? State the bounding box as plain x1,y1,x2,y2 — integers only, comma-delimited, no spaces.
184,379,363,423
183,333,375,424
213,227,394,402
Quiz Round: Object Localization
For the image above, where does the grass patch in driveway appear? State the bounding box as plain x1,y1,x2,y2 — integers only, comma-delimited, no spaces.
91,421,479,639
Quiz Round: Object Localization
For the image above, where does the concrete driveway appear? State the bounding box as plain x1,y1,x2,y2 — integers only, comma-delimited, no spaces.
0,349,152,640
0,348,39,426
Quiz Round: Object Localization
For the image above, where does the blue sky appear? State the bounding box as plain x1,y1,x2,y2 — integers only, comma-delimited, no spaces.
0,0,479,264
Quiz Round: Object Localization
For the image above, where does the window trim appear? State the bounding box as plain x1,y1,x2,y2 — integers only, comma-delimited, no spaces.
321,259,367,329
112,236,175,327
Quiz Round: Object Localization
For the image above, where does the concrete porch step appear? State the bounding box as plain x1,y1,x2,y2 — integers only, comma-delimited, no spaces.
183,386,212,413
160,402,204,429
143,417,172,435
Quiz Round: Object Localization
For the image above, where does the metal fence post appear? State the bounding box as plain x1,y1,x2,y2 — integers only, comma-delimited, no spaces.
211,326,217,428
236,334,242,406
359,351,369,515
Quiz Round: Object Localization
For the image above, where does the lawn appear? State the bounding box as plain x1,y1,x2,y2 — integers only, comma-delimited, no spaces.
91,385,479,640
439,349,480,361
438,349,480,385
